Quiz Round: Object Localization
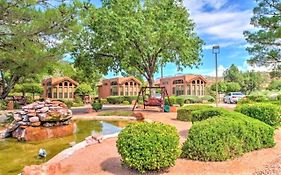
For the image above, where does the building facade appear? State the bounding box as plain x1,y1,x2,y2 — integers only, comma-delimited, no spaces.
98,77,142,99
158,75,208,96
42,77,79,100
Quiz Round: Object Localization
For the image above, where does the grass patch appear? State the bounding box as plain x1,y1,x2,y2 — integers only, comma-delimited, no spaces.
97,110,134,116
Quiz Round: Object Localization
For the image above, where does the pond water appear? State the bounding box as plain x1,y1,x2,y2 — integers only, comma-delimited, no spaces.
0,120,131,175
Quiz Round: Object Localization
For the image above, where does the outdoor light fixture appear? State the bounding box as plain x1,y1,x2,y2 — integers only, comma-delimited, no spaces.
212,45,220,107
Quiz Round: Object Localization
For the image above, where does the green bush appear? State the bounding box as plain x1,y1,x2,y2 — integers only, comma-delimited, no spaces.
247,95,268,102
165,96,177,105
177,105,213,121
74,96,83,104
191,107,229,122
25,96,33,104
176,96,185,106
123,96,138,103
237,98,253,105
181,112,275,161
117,122,181,173
13,102,21,109
64,100,73,109
0,100,7,110
278,94,281,101
91,102,103,111
72,102,84,107
180,95,202,104
235,103,281,127
100,98,108,104
122,100,130,105
200,95,215,103
106,96,124,104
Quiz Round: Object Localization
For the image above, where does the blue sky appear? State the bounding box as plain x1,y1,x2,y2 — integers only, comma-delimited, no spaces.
91,0,267,79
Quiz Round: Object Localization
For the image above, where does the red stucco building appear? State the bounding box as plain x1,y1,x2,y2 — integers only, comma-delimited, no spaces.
42,77,79,100
98,77,142,99
157,75,208,96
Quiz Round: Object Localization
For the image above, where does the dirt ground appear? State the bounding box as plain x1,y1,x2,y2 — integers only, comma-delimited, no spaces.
53,107,281,175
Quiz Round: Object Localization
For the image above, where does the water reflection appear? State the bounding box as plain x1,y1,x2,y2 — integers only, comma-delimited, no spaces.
0,120,130,175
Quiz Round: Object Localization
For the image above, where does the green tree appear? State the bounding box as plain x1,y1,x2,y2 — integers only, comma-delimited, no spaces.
72,0,203,87
211,82,227,93
268,80,281,91
226,82,241,93
23,83,43,100
0,0,78,99
223,64,243,83
244,0,281,68
75,83,93,96
240,71,264,94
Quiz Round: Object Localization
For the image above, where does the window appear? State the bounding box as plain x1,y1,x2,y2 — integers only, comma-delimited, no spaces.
134,82,137,85
47,88,52,98
172,87,175,95
59,83,63,86
111,81,117,86
130,82,133,85
125,82,128,85
110,86,118,96
53,87,57,98
186,85,191,95
173,79,183,84
59,87,63,98
69,83,72,87
64,81,68,86
174,85,184,96
47,82,51,86
69,93,73,98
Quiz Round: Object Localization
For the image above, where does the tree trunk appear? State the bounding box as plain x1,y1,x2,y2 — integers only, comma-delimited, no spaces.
0,75,19,99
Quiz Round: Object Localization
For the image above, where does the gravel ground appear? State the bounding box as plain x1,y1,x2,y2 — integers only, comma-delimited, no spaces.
254,156,281,175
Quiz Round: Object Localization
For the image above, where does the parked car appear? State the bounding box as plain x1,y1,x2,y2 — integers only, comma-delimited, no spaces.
223,92,245,104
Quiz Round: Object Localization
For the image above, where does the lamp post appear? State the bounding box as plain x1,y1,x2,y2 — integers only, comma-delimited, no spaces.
212,45,220,107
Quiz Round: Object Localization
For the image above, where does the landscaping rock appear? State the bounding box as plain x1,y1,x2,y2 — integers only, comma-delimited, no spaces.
2,99,73,141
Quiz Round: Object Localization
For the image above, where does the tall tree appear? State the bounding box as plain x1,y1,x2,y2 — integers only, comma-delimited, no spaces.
0,0,78,99
244,0,281,68
223,64,243,83
72,0,203,87
240,71,264,94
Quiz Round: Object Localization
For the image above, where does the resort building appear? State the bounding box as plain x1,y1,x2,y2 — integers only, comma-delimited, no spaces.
98,77,142,99
42,77,79,100
157,75,208,96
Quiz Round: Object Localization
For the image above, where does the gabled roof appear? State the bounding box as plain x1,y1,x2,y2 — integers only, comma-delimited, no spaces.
42,77,79,86
119,77,142,85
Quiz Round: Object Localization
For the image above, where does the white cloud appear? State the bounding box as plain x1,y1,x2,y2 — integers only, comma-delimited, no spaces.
240,61,273,72
183,0,254,41
206,65,226,77
203,41,240,50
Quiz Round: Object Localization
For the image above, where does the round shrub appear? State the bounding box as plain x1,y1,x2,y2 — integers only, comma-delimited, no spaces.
122,100,130,105
181,112,275,161
100,98,108,104
176,97,185,106
91,102,103,111
200,95,215,103
190,107,229,122
106,96,124,104
117,122,181,173
235,103,281,127
63,100,73,109
177,105,213,121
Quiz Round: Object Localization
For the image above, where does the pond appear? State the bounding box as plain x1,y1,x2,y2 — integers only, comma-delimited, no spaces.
0,120,131,175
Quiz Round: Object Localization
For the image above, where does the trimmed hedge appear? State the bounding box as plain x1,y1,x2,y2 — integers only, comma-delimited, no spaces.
247,95,269,102
177,105,213,121
235,103,281,127
117,122,181,173
191,107,229,122
180,95,202,104
91,102,103,111
106,96,124,104
181,112,275,161
200,95,215,103
122,100,130,105
124,96,138,103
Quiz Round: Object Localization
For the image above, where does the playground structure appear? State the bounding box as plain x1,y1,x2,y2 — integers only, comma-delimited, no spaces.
132,86,171,112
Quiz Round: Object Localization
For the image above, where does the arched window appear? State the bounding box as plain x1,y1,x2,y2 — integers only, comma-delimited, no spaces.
59,83,63,86
64,81,68,86
130,82,133,85
125,82,128,85
173,79,183,84
110,81,117,86
69,83,72,87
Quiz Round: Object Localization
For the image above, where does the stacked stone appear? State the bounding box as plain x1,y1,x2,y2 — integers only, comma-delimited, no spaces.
2,99,73,141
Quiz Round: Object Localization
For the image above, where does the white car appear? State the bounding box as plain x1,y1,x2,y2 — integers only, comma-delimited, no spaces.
223,92,245,104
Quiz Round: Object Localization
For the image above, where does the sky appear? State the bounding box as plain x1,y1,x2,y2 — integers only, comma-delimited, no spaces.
91,0,267,79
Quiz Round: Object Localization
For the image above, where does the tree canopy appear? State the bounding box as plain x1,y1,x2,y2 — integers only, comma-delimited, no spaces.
223,64,243,82
72,0,203,87
0,0,78,99
244,0,281,68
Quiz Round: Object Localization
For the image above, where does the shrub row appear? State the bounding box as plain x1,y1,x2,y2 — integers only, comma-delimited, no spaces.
176,105,213,121
181,112,275,161
117,122,180,173
235,103,281,127
106,96,138,104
